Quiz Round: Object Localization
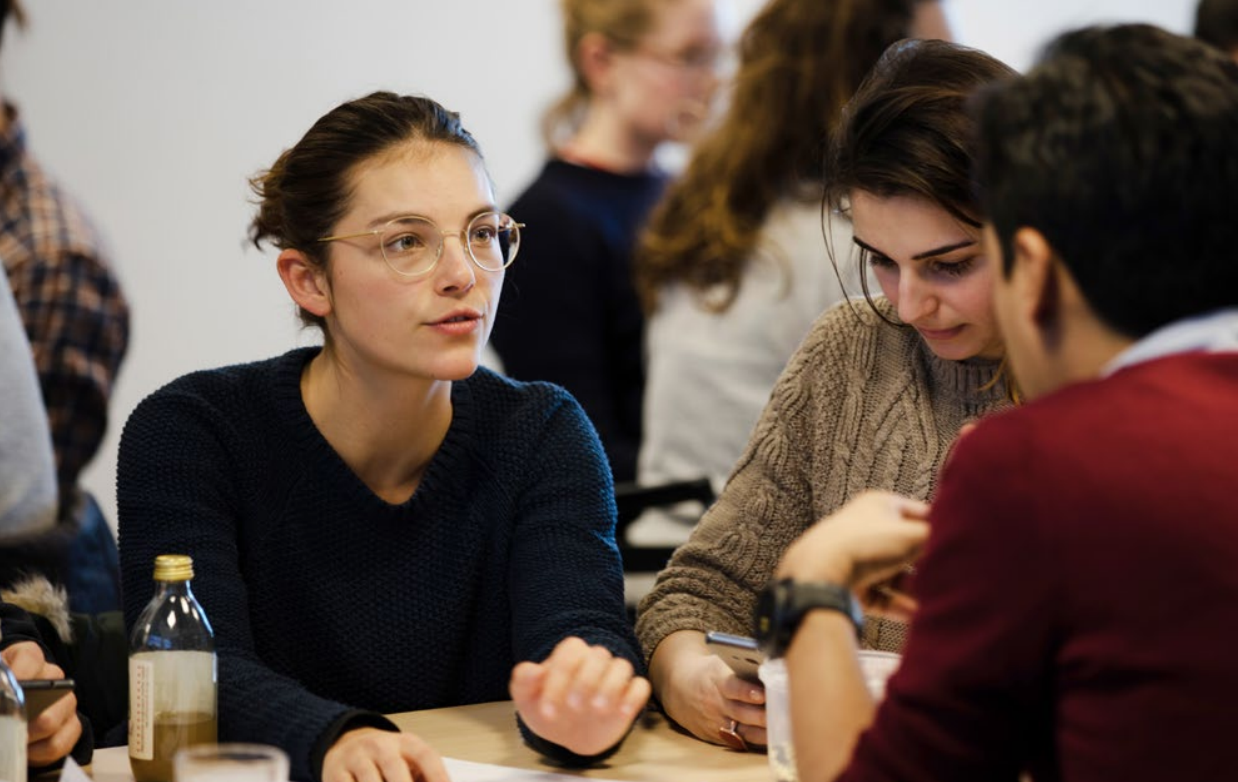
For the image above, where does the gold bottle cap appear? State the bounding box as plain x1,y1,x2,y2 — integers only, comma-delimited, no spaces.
152,554,194,582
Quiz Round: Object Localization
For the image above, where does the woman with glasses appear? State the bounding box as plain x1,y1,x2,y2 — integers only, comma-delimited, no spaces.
117,92,648,782
489,0,725,483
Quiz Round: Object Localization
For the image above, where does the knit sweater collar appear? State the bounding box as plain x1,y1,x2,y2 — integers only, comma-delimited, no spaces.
870,296,1009,407
271,347,476,513
925,350,1008,408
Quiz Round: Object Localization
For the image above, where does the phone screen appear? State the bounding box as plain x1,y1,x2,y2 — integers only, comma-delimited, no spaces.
18,679,75,723
705,631,765,683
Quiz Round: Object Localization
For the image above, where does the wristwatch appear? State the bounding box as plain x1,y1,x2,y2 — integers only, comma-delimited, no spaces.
754,578,864,658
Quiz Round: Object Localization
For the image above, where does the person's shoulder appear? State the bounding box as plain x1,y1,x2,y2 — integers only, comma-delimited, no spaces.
461,369,603,469
799,297,912,360
509,159,663,219
464,367,583,422
509,160,591,214
131,349,311,423
3,146,109,270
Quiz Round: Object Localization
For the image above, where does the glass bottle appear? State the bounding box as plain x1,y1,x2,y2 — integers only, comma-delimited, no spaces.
0,654,25,782
129,554,217,782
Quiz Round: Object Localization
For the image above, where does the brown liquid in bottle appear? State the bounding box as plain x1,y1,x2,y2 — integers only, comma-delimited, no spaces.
129,712,217,782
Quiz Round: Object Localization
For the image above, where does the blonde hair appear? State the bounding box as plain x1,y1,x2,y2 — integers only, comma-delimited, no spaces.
542,0,664,149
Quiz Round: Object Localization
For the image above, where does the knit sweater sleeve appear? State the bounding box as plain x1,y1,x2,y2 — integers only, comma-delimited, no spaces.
502,384,643,763
117,383,393,782
636,296,1011,657
635,302,867,655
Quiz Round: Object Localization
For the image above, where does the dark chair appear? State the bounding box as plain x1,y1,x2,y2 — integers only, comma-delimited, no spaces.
614,478,716,577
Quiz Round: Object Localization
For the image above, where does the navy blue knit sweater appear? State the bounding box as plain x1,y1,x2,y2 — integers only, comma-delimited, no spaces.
118,348,640,781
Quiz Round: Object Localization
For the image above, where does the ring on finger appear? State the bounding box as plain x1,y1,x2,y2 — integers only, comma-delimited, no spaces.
719,718,749,752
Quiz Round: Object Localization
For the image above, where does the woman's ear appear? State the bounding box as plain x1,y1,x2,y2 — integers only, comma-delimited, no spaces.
577,31,617,96
276,249,332,319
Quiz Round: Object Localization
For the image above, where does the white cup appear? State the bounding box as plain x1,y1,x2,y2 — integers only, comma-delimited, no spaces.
174,743,289,782
758,658,797,782
857,650,902,701
758,651,902,782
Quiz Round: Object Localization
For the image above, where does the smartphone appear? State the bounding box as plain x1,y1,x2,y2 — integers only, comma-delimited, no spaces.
18,678,74,722
705,631,765,683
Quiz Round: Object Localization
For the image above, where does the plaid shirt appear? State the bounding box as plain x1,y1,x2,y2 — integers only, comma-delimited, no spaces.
0,104,129,495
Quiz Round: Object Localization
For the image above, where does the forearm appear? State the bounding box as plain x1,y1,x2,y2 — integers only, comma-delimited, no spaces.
647,630,708,707
786,612,875,782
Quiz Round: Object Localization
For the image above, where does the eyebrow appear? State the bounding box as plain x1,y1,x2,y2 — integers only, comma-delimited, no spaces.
853,237,976,261
364,205,499,230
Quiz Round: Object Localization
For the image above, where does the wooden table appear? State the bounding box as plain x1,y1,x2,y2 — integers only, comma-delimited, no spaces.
85,701,771,781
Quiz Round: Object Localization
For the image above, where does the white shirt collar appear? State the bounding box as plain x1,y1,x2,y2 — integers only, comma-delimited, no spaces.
1103,308,1238,377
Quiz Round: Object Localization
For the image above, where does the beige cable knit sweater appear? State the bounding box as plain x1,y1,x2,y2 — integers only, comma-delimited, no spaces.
635,297,1010,654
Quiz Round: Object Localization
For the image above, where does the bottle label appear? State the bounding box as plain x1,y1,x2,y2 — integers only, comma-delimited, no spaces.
0,715,27,782
129,657,155,761
129,651,216,766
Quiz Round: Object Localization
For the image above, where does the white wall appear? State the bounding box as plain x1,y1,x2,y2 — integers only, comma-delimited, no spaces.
1,0,1194,529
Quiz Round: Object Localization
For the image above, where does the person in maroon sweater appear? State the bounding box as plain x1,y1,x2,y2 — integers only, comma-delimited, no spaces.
758,24,1238,782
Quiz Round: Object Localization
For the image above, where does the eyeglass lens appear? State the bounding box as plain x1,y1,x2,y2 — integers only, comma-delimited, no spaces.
380,212,520,275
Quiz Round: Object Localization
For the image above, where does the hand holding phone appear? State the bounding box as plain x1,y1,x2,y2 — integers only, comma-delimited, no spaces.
18,678,75,723
704,631,766,683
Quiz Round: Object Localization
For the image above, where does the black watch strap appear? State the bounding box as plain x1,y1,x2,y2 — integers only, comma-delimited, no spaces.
754,578,864,658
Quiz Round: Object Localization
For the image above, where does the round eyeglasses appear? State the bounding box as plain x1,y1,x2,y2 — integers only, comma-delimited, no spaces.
317,211,523,277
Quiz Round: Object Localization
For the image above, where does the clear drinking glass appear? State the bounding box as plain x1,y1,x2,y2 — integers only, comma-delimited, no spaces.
174,743,289,782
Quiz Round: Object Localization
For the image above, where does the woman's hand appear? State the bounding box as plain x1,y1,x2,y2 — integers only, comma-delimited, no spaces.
648,631,766,749
510,636,650,757
323,727,450,782
1,643,83,767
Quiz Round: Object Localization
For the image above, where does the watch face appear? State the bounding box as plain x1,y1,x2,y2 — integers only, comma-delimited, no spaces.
755,579,793,656
754,582,778,646
754,579,862,657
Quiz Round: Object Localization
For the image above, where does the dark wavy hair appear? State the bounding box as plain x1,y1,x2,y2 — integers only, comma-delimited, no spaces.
1195,0,1238,53
824,38,1016,307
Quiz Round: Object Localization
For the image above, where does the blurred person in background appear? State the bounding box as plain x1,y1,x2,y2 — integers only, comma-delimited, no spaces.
490,0,725,482
0,269,56,539
0,0,130,614
631,0,952,545
1195,0,1238,59
1,596,91,770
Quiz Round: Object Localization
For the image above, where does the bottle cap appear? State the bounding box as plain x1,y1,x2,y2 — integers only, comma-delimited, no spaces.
153,554,194,582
